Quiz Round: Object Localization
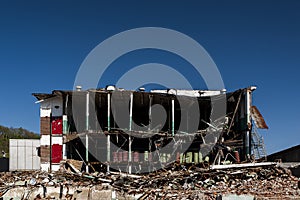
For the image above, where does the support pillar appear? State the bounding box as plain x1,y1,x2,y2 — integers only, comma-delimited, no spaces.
245,87,255,159
107,93,111,131
107,135,110,173
128,92,133,174
107,93,111,172
85,92,89,173
148,95,152,131
63,122,67,161
171,99,175,137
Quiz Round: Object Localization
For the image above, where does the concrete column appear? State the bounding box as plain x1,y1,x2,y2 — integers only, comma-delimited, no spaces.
129,93,133,131
63,115,68,134
62,115,68,160
86,92,89,131
107,93,111,131
128,92,133,174
245,87,255,159
172,99,175,137
107,135,110,173
85,92,89,173
148,95,152,131
107,92,111,172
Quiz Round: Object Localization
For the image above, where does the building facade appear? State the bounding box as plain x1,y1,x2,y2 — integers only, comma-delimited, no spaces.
33,86,268,173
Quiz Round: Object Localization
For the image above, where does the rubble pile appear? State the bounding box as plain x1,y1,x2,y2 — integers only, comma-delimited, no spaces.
0,163,299,199
111,164,300,199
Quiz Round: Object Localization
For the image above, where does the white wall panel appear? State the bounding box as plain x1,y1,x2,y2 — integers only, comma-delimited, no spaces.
40,97,63,117
9,139,40,171
41,163,50,171
52,137,63,145
40,135,50,146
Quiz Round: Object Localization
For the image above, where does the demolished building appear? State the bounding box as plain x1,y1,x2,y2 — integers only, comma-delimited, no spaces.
32,86,268,173
268,145,300,177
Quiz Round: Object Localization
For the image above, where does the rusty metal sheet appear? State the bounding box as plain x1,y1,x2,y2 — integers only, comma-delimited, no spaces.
251,106,268,129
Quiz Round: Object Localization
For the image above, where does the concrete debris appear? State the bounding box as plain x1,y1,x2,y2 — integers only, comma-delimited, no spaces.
0,163,300,199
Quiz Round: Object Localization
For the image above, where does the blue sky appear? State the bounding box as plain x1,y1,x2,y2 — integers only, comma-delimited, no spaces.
0,1,299,154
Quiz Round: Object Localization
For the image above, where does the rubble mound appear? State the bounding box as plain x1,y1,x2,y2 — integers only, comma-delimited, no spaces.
0,164,299,199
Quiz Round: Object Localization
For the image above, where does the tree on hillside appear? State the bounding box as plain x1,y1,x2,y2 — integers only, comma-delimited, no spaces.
0,125,39,157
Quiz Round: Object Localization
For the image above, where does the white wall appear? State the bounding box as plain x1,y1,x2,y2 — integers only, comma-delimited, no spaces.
9,139,40,171
40,96,63,117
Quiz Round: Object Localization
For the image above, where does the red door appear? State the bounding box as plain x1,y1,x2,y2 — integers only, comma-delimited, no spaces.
52,118,62,134
52,144,62,163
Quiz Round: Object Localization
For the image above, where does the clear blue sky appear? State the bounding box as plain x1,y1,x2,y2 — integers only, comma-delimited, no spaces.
0,1,299,154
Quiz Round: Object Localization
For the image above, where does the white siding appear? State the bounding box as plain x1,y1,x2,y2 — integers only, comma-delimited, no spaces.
51,164,60,171
52,136,62,145
41,163,50,171
40,135,50,146
32,140,40,169
40,97,63,117
9,139,40,171
40,107,51,117
41,135,62,145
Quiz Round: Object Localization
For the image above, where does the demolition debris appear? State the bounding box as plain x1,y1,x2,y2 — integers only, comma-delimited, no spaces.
4,86,293,199
0,162,299,199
